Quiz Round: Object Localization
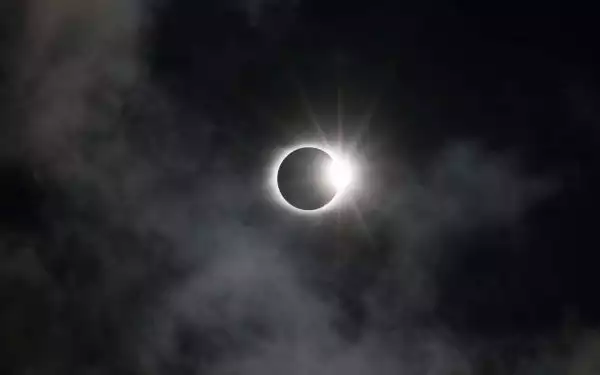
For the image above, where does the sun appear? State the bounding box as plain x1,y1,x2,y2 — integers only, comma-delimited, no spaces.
268,142,357,214
324,157,354,192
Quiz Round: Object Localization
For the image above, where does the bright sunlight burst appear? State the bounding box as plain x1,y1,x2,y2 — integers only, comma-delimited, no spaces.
324,157,353,192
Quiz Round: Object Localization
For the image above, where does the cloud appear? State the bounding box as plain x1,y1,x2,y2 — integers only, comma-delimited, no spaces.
357,142,557,327
15,0,144,176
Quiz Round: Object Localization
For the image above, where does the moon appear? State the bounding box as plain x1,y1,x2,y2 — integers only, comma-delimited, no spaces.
272,145,354,212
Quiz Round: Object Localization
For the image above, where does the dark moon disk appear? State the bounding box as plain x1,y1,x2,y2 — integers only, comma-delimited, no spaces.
277,147,337,210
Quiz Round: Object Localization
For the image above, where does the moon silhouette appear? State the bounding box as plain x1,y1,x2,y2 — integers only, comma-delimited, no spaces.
276,147,338,210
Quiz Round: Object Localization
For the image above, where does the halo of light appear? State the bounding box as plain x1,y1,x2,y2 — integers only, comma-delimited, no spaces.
268,142,356,215
324,157,353,192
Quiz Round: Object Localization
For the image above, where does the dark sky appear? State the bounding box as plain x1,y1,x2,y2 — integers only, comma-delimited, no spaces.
151,0,600,330
1,1,600,374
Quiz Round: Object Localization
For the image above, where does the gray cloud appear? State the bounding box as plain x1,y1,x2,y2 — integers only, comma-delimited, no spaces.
358,143,557,326
16,0,144,176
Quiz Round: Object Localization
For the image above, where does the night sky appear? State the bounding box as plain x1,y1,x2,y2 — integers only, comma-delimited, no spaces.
1,1,600,374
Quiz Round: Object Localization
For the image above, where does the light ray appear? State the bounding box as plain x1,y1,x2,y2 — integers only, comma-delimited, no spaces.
293,75,328,141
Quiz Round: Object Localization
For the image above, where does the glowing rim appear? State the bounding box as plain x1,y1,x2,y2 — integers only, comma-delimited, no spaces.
268,143,353,215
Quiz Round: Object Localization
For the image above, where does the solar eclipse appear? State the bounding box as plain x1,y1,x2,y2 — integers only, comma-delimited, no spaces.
269,144,355,214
